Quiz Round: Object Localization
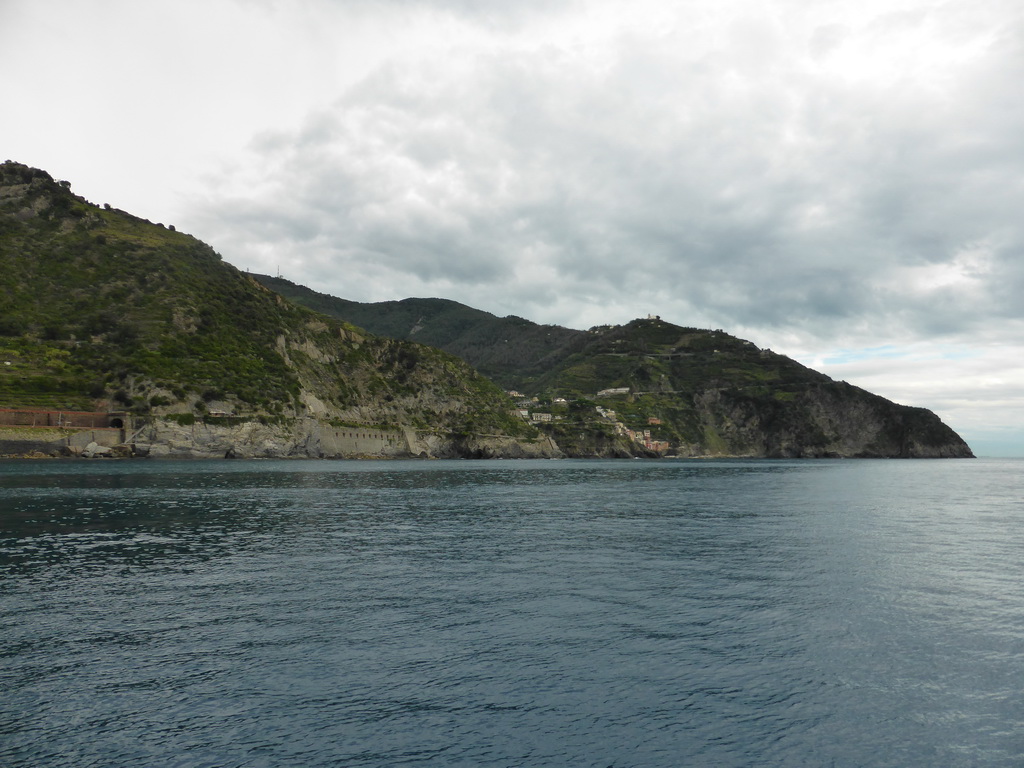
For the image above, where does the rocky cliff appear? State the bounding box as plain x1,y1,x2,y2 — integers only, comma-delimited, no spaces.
540,321,974,459
683,383,973,458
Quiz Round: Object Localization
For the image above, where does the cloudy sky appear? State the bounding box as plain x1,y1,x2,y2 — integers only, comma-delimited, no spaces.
4,0,1023,456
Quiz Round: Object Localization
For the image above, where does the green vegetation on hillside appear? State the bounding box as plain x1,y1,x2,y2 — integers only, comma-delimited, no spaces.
0,161,533,441
0,163,309,412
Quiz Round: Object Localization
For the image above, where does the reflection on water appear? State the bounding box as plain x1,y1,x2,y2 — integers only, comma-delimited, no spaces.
2,458,1023,767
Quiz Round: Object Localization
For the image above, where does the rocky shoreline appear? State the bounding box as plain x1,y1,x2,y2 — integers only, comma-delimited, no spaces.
0,420,564,460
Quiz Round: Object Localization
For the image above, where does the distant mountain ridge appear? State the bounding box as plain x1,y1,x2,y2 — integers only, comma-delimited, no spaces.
255,274,975,459
253,277,586,391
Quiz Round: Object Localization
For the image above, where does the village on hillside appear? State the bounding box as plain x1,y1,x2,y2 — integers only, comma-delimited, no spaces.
507,389,672,454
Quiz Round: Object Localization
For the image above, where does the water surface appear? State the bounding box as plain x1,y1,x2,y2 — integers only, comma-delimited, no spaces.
2,458,1022,766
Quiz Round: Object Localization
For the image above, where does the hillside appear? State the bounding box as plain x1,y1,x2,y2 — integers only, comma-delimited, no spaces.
255,276,584,390
527,318,973,458
254,276,974,459
0,161,548,458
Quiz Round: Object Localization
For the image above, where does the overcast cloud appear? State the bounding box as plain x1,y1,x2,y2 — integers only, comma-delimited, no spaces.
4,0,1024,455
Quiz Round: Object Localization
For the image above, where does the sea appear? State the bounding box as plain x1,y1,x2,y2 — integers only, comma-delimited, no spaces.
1,457,1022,767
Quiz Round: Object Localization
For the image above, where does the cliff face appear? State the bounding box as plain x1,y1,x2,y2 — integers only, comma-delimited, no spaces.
686,385,973,458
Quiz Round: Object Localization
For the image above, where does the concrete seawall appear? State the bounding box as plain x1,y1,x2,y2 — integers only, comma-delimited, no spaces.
0,427,124,457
